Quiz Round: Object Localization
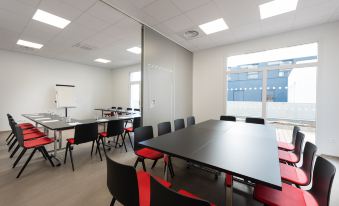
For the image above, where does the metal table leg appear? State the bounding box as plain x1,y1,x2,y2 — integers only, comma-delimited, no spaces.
50,130,61,166
225,173,233,206
164,154,169,181
58,130,62,149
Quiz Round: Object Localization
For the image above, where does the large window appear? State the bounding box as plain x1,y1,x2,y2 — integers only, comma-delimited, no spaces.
226,43,318,143
129,71,141,109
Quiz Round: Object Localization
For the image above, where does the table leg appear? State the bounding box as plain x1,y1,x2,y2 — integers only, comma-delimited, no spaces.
164,154,169,181
50,130,61,166
225,173,233,206
58,130,62,149
102,110,104,117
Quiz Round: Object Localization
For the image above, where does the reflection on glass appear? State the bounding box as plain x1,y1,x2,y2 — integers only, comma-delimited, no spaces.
130,83,140,109
130,71,141,82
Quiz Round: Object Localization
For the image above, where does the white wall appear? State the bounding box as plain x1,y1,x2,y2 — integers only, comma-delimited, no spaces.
143,27,193,133
193,21,339,157
0,50,114,131
111,64,141,108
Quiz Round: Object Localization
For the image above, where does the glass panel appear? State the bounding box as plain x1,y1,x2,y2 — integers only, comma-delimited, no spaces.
266,67,317,121
227,72,263,117
130,71,141,82
226,43,318,71
130,83,140,108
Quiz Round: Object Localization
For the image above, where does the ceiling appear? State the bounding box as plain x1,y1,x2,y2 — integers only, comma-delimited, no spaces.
104,0,339,51
0,0,141,69
1,0,339,69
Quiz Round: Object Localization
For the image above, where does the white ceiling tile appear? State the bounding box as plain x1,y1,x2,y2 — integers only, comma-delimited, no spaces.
231,22,263,42
143,0,181,22
161,14,193,32
130,0,156,9
0,9,29,33
21,20,61,43
0,28,20,50
39,0,83,20
73,13,110,32
185,1,223,25
298,0,330,9
87,1,125,24
0,0,36,18
16,0,41,7
59,0,97,11
55,23,97,43
170,0,210,12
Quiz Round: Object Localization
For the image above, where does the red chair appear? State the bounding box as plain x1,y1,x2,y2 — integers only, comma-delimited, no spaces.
254,156,336,206
133,126,165,171
123,117,141,149
279,131,304,165
64,123,102,171
278,126,300,151
13,125,54,178
280,142,317,187
98,119,126,153
150,176,214,206
106,155,171,206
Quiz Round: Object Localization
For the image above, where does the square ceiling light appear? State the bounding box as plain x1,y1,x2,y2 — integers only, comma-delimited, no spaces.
16,39,43,49
127,47,141,54
32,9,71,29
94,58,111,63
199,18,229,35
259,0,299,19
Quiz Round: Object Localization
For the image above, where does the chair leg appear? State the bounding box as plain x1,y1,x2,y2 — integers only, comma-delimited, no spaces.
151,159,158,169
115,135,120,148
101,138,107,155
13,148,26,168
169,158,175,177
121,134,127,152
38,147,47,160
10,145,20,158
17,148,37,178
6,134,14,145
64,143,69,164
8,138,17,152
110,197,116,206
127,132,133,149
96,139,103,161
6,132,13,142
69,146,75,171
133,157,139,168
41,147,54,167
141,159,146,171
91,140,95,157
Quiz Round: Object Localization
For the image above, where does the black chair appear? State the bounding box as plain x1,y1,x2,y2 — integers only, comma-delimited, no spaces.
13,125,54,178
133,126,165,171
280,142,317,186
254,156,336,206
279,131,304,165
174,119,185,131
245,117,265,124
187,116,195,127
124,117,141,149
106,155,171,206
64,123,101,171
278,125,301,151
134,108,141,112
117,107,123,115
125,108,134,126
220,115,236,121
157,122,175,177
98,120,126,152
150,176,212,206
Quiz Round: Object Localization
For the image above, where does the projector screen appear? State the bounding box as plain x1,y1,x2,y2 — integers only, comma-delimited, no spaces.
56,84,76,108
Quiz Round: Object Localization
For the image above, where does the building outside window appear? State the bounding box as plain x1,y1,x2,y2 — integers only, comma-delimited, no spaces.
129,71,141,109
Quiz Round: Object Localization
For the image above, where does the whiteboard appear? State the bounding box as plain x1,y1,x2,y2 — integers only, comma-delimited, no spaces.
55,85,76,108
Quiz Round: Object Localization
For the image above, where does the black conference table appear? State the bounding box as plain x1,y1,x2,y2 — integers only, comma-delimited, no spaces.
94,108,139,117
140,119,281,206
22,113,140,165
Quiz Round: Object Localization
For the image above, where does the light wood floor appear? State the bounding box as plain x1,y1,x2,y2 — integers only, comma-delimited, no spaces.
0,127,338,206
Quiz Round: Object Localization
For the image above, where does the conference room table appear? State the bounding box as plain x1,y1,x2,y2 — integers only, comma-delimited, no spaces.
140,119,282,206
22,113,140,165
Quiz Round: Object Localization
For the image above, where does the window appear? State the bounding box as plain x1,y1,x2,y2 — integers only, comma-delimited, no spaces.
129,71,141,108
226,43,318,143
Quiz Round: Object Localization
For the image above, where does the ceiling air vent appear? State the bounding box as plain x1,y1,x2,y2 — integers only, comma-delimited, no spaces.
177,27,203,40
72,42,96,51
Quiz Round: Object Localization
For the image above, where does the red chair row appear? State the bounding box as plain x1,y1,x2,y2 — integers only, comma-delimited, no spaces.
106,155,214,206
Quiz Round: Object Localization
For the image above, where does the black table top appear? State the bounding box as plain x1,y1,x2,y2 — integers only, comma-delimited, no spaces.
140,120,282,190
94,108,140,114
22,113,140,131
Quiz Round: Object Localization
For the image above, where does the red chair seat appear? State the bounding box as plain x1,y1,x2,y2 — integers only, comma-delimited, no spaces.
136,148,164,160
99,132,107,137
67,138,75,144
280,163,308,186
124,127,133,132
278,141,295,151
279,150,299,163
19,124,34,130
23,132,45,141
24,137,54,149
19,123,33,127
254,183,318,206
178,189,215,206
22,128,40,135
137,171,171,206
